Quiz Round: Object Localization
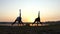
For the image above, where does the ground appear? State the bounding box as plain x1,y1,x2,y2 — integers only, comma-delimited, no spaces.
0,24,60,34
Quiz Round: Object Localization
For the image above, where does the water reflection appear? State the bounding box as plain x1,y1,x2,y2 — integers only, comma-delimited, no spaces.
0,24,49,26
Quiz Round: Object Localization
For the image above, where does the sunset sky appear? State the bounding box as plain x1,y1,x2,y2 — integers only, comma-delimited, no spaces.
0,0,60,22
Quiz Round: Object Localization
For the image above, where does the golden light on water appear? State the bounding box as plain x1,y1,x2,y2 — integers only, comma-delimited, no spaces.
0,24,49,26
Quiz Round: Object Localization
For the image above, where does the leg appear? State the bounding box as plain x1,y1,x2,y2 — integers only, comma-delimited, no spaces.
38,21,40,24
11,20,16,25
20,21,23,24
18,21,23,26
33,21,36,24
18,21,20,26
18,20,22,26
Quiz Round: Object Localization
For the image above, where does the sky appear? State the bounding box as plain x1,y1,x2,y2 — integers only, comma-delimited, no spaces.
0,0,60,22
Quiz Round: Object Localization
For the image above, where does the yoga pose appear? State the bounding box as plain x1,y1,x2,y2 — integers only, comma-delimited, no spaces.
12,9,23,25
33,11,42,24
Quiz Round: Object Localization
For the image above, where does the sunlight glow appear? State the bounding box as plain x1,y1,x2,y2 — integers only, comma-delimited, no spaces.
0,0,60,22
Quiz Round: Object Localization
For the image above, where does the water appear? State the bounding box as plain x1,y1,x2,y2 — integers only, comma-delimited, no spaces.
0,23,49,26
